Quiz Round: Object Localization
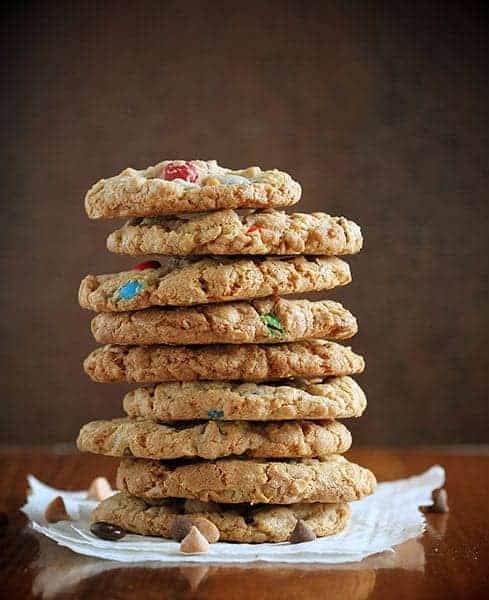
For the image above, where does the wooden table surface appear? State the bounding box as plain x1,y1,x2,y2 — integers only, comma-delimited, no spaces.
0,446,488,599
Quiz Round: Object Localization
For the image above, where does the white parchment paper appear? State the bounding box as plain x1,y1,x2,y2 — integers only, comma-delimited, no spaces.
21,466,444,564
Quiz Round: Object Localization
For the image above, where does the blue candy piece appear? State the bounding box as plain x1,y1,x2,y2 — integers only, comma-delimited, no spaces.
221,174,249,185
117,280,144,301
207,409,224,419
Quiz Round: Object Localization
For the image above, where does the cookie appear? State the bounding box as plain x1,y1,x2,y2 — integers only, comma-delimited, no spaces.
85,160,301,220
79,256,351,312
77,418,351,460
123,377,367,422
90,298,358,345
106,209,363,256
92,492,350,543
83,341,365,384
116,455,377,504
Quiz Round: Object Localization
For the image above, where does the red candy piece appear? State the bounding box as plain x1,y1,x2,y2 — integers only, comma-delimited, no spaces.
245,224,264,235
133,260,161,271
162,161,198,182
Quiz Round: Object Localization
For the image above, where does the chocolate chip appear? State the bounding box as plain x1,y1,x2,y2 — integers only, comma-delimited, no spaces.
45,496,70,523
244,513,255,525
427,488,449,513
170,516,193,541
240,505,256,524
289,519,316,544
90,521,126,540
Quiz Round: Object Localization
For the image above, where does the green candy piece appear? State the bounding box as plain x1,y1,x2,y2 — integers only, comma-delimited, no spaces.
260,313,285,336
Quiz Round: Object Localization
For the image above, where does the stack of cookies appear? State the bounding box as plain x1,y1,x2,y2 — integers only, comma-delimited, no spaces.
77,160,376,546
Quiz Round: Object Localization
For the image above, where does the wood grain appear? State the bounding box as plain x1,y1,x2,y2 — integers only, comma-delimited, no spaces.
0,447,488,599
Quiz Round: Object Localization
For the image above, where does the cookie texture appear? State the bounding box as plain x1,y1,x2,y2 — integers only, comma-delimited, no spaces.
124,377,366,422
92,492,350,543
106,209,362,256
85,161,301,219
79,256,351,312
77,418,351,460
116,455,377,504
83,341,365,384
91,298,358,345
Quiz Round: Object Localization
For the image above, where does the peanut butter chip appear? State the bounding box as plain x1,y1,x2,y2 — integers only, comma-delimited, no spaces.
289,519,316,544
87,477,112,501
191,517,220,543
243,166,260,178
203,176,220,186
180,526,210,554
45,496,70,523
429,488,449,513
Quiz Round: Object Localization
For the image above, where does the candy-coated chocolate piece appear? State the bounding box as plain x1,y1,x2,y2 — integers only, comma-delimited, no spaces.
163,161,198,182
207,409,224,419
133,260,161,271
220,174,249,185
117,280,144,301
260,313,285,335
245,224,264,235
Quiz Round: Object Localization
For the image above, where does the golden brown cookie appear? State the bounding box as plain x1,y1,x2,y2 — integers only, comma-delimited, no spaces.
90,298,357,345
83,341,365,384
92,492,350,543
123,377,366,422
77,418,351,460
116,455,376,504
106,209,362,256
85,160,301,219
79,256,351,312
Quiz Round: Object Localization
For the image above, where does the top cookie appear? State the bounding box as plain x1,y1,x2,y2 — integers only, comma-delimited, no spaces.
85,160,301,219
106,209,363,256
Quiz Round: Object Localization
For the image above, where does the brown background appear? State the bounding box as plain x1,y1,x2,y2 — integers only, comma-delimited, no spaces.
1,1,487,446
